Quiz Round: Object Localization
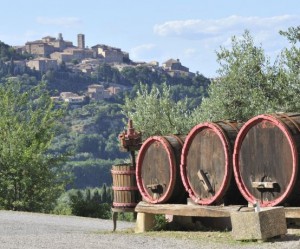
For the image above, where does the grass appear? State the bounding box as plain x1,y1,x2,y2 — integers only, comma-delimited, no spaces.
144,230,233,243
109,229,258,247
95,226,300,248
94,215,300,247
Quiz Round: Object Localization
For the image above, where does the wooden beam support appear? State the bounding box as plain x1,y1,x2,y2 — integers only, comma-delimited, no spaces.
284,207,300,218
135,202,300,219
134,201,247,217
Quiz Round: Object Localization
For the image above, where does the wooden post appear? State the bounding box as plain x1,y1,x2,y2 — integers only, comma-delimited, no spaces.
135,213,156,233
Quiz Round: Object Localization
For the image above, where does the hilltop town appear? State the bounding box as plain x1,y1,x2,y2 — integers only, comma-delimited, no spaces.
9,33,195,103
20,33,193,77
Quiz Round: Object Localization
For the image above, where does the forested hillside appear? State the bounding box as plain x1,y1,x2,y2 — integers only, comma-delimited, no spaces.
0,41,211,190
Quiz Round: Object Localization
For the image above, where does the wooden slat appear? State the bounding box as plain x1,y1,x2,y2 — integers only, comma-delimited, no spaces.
135,202,242,217
284,207,300,218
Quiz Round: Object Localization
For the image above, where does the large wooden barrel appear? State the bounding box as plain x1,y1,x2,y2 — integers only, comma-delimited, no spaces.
233,113,300,207
180,121,246,205
111,163,139,208
136,135,187,204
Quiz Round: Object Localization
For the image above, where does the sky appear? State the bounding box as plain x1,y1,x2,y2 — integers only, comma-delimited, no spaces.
0,0,299,77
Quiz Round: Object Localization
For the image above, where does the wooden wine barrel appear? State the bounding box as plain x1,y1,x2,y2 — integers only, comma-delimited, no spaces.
136,135,187,204
180,121,246,205
233,113,300,207
111,163,139,208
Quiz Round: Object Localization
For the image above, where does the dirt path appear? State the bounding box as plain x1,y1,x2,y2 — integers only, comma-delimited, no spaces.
0,211,299,249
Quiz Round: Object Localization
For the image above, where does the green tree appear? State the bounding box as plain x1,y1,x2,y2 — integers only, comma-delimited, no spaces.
92,189,102,203
274,26,300,112
75,134,101,157
192,30,277,123
68,187,112,219
101,183,108,203
279,26,300,44
0,80,67,212
93,63,121,83
122,83,192,138
104,134,119,158
0,40,30,62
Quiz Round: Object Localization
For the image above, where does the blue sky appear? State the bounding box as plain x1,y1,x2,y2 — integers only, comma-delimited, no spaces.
0,0,299,77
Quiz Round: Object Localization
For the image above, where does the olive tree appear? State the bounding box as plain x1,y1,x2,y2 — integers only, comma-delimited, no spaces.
279,26,300,44
122,28,300,136
0,80,67,212
192,30,280,123
122,83,192,138
274,26,300,112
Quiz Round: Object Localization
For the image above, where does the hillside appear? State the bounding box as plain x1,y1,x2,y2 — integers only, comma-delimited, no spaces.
0,40,211,189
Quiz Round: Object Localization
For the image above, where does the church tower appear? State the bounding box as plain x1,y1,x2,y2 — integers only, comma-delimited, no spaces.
77,34,85,49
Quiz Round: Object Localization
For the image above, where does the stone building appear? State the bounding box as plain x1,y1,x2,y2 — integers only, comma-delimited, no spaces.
107,86,121,95
162,58,195,77
50,48,95,63
60,92,85,104
25,42,57,57
26,58,58,73
91,44,129,63
45,34,73,50
162,59,189,72
87,84,111,101
25,33,73,57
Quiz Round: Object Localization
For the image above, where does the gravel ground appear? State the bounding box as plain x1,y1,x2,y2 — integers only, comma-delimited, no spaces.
0,210,299,249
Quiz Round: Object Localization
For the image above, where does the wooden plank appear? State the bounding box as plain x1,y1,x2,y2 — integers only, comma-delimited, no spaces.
284,207,300,218
134,202,243,217
135,202,300,219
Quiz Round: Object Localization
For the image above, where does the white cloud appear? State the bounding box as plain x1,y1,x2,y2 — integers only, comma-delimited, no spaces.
151,15,300,76
36,17,83,28
153,15,300,41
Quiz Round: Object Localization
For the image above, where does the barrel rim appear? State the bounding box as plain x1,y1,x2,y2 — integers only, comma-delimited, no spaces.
136,135,177,204
113,202,137,207
111,169,136,175
180,122,232,205
112,163,133,167
233,114,298,207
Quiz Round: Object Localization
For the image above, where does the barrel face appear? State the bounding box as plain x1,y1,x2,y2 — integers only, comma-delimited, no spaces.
181,123,234,205
234,114,298,207
111,164,139,208
137,135,185,204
